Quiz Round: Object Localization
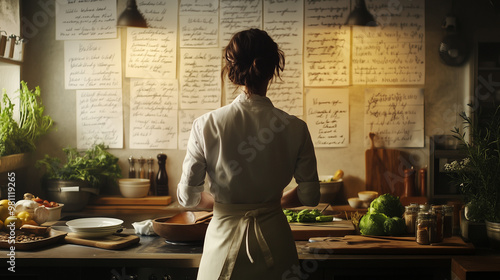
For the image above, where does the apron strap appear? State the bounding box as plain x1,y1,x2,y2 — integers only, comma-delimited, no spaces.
218,207,276,280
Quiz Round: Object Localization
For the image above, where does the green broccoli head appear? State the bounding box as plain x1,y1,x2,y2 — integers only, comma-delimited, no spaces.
383,216,406,236
359,213,388,236
368,193,404,218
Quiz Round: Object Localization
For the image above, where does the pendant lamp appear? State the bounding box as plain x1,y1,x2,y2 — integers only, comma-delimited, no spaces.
117,0,148,28
345,0,377,26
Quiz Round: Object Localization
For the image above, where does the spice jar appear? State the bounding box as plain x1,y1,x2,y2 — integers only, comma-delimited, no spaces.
403,168,415,197
128,156,136,178
404,205,418,235
443,205,454,238
431,205,444,243
416,212,432,245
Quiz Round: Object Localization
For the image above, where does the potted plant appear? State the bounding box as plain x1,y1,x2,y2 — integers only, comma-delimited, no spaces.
0,82,53,172
445,104,500,248
35,143,122,211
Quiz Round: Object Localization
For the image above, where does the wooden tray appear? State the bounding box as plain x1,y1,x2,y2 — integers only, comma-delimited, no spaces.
307,235,475,255
65,233,140,249
0,229,67,251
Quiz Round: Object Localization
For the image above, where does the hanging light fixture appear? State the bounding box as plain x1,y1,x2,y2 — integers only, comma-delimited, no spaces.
345,0,377,26
117,0,148,28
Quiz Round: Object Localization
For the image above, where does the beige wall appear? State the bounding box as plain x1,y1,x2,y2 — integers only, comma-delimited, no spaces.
18,0,500,204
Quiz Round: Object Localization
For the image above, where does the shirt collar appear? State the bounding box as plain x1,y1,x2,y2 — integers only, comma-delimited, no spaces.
233,90,274,107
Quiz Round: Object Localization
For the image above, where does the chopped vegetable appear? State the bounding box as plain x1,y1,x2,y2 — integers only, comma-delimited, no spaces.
283,209,331,223
368,193,405,218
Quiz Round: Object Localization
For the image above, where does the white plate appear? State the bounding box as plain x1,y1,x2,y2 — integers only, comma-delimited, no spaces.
66,217,123,230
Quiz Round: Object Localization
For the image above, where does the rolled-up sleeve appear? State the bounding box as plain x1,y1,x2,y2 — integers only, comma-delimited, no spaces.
177,118,208,207
294,124,320,206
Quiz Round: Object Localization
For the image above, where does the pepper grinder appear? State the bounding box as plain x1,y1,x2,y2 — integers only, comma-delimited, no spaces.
128,156,136,178
156,153,169,196
147,157,156,196
138,156,146,179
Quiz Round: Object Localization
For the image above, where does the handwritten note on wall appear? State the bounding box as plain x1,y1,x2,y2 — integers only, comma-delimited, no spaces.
130,79,178,149
76,89,123,149
365,88,424,148
180,48,221,109
178,109,210,150
137,0,178,29
264,0,304,116
125,28,177,79
352,0,425,85
304,0,350,87
179,0,219,47
64,39,122,89
220,0,262,47
55,0,116,40
306,88,349,147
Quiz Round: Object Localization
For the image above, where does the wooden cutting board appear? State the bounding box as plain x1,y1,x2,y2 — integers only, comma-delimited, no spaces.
65,233,140,249
307,235,475,255
290,220,356,240
365,132,406,196
87,196,172,210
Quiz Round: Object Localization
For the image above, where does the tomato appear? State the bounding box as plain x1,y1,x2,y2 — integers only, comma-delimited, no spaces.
48,201,59,208
17,211,33,222
4,216,22,230
33,197,43,203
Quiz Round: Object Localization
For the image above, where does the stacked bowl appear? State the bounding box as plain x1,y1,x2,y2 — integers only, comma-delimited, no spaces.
118,178,150,198
66,217,123,238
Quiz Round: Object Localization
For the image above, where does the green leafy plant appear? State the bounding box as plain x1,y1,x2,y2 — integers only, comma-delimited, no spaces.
0,81,53,156
444,104,500,222
35,143,122,190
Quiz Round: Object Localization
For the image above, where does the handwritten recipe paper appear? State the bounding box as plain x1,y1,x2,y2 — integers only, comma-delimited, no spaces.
306,88,349,147
55,0,117,40
180,48,221,109
220,0,262,47
76,89,123,149
64,39,122,89
304,0,350,87
137,0,178,29
178,109,210,150
264,0,304,116
364,88,424,148
352,0,425,85
130,79,178,149
179,0,219,48
125,28,177,79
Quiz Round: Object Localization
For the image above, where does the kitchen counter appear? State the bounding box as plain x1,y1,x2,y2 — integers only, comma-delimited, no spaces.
1,208,499,280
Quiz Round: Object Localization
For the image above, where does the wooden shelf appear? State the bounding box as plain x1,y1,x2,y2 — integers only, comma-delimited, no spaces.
0,153,29,173
0,56,22,65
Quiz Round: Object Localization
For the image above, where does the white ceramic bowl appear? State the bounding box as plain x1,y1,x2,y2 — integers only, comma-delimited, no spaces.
348,197,362,208
44,204,64,221
118,178,150,198
358,191,378,202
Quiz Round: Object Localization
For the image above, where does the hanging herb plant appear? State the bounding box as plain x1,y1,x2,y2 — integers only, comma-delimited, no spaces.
0,81,54,156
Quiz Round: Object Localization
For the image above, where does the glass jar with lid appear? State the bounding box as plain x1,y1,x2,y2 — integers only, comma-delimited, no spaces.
416,211,433,245
442,205,454,238
404,205,418,235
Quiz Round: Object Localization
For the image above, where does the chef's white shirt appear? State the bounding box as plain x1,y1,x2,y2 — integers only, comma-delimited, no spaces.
177,92,320,207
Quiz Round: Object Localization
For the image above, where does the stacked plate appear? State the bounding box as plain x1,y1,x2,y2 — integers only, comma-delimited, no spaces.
66,217,123,238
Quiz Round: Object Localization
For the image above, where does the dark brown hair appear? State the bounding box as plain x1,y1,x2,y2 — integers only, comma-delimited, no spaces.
222,29,285,96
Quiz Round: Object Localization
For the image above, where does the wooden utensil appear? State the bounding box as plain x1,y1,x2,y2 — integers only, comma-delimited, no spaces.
365,132,407,196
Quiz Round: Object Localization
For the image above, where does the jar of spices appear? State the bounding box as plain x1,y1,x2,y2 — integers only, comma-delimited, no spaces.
431,205,444,243
442,205,454,238
416,211,432,245
128,156,136,178
404,205,418,235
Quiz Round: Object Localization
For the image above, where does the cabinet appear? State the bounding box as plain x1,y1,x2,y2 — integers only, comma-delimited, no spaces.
471,29,500,129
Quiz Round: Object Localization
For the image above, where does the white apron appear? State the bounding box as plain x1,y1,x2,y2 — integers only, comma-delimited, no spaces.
197,202,300,280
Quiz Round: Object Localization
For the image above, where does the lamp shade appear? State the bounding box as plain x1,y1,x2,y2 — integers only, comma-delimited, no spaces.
117,0,148,28
345,0,377,26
